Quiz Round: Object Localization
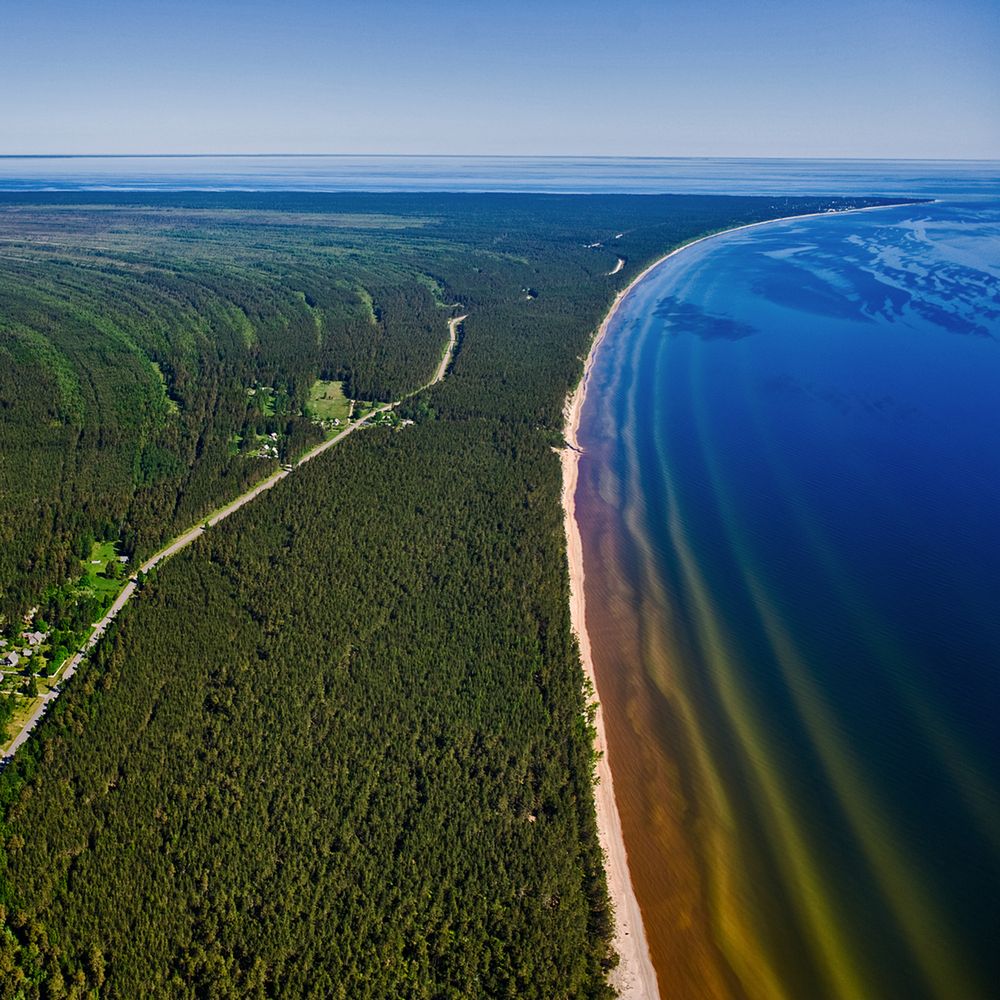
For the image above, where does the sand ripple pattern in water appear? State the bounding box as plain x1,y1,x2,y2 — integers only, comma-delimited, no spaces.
576,199,1000,999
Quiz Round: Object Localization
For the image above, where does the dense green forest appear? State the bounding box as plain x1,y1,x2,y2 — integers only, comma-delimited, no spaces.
0,198,454,622
0,191,896,997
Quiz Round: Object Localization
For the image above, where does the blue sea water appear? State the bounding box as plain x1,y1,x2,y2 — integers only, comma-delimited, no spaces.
577,196,1000,998
0,154,997,198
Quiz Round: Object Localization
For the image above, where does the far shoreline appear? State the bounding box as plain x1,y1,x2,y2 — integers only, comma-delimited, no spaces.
561,199,916,1000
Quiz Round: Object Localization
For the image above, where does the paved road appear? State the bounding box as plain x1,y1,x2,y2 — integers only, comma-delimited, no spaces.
1,313,465,763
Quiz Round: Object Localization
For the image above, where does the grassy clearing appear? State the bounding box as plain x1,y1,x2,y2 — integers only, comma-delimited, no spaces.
82,541,125,600
2,696,39,748
0,670,63,752
352,400,379,420
306,379,352,423
356,286,378,326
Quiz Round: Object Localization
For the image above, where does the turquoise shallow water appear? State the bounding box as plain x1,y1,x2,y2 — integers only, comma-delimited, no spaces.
577,199,1000,998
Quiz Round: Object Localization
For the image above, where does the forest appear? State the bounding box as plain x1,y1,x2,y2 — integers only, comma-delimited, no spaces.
0,190,898,997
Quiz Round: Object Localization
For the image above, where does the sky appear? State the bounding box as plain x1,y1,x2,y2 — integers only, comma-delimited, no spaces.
1,0,997,159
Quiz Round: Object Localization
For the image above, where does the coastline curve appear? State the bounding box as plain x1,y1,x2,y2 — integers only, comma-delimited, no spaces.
561,201,910,999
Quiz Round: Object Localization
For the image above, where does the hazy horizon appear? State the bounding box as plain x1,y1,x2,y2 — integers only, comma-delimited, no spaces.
1,153,998,162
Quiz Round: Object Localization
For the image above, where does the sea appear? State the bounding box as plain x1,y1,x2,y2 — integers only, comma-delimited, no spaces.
3,156,997,998
573,178,1000,997
0,154,996,199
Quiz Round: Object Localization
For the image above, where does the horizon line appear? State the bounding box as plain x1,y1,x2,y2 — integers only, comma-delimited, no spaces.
0,153,998,164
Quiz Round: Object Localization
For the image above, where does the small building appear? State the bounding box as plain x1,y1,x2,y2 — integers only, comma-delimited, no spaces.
3,651,19,669
25,630,45,646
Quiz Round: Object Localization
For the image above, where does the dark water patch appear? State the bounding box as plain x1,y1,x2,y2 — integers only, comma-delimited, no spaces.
651,296,758,340
749,253,911,323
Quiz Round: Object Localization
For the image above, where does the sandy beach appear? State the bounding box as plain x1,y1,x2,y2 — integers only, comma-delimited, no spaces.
561,234,743,1000
561,203,909,999
562,282,660,1000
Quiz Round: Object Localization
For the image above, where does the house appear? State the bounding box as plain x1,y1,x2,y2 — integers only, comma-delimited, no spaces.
25,630,45,646
3,651,19,669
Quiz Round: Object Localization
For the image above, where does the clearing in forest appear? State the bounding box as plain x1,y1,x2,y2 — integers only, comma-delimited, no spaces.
306,379,352,424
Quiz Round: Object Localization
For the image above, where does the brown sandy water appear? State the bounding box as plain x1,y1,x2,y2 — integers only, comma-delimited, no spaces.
576,465,743,999
570,198,1000,1000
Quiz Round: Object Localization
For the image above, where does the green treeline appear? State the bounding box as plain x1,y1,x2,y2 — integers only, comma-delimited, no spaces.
0,191,898,997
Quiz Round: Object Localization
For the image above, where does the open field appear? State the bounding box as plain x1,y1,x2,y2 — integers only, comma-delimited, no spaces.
306,378,352,423
81,540,125,601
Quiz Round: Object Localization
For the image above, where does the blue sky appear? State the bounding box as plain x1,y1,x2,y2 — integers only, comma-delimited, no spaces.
1,0,997,157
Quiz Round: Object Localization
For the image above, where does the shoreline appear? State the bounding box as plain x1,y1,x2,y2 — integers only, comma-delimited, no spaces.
561,201,914,998
562,331,659,1000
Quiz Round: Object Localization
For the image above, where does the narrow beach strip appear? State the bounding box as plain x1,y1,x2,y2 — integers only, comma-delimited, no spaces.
563,388,660,1000
562,202,911,999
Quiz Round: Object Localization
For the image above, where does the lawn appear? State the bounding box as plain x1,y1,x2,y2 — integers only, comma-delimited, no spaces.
1,543,129,750
306,379,352,424
82,540,127,600
0,668,60,753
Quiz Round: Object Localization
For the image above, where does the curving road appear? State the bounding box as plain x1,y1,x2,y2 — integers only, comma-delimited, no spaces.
1,312,466,763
